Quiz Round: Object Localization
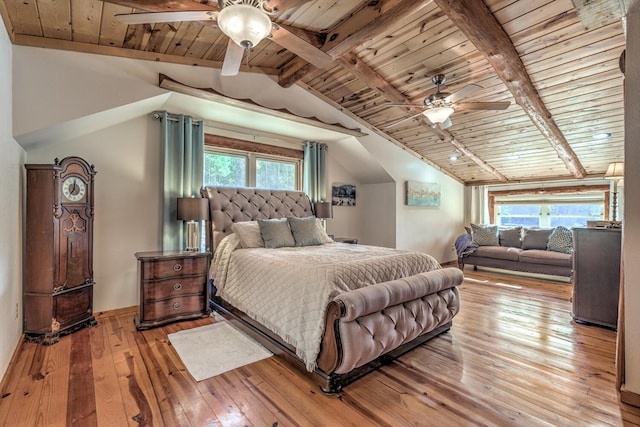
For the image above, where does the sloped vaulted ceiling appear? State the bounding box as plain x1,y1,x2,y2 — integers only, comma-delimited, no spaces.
0,0,626,185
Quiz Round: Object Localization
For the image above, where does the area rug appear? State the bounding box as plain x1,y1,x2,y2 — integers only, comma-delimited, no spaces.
168,322,272,381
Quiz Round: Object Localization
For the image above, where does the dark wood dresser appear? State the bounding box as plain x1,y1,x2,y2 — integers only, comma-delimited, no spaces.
572,227,622,329
134,251,211,330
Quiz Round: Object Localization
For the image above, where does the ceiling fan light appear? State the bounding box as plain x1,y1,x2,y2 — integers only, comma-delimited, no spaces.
218,4,272,49
423,106,454,124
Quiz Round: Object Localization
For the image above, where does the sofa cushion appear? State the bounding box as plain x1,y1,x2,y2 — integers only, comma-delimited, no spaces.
470,224,499,246
547,226,573,254
470,246,522,262
522,228,554,250
519,249,572,267
499,227,522,248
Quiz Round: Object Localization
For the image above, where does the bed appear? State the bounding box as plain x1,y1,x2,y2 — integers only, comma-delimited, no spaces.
202,186,462,393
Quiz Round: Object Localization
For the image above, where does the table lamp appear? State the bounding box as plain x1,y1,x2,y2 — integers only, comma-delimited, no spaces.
177,197,209,251
314,201,333,232
604,162,624,222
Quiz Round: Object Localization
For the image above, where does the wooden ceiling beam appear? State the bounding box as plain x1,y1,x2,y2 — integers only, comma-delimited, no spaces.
432,0,587,179
336,52,508,182
278,0,433,88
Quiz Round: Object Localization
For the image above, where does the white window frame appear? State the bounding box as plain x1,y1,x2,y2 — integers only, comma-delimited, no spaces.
204,146,302,190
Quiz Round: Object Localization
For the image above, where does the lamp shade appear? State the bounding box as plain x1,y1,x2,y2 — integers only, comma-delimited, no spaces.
423,106,454,124
177,197,209,221
217,3,272,49
314,201,333,219
604,162,624,180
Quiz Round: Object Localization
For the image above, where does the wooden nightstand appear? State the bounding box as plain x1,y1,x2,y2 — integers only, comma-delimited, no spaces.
134,250,211,330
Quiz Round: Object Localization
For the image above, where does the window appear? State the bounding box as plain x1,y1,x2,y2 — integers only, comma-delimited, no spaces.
490,185,609,228
496,201,604,228
203,148,301,190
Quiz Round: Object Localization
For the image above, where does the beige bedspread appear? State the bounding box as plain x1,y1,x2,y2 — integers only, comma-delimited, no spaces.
212,234,441,371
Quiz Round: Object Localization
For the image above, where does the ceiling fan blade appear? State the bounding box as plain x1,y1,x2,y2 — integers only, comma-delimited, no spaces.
221,39,245,76
384,111,426,129
385,103,425,107
270,24,332,69
439,117,453,129
115,11,216,25
455,101,511,111
445,84,482,104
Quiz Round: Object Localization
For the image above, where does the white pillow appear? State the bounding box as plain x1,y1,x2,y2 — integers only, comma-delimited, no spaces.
231,221,264,248
315,218,334,243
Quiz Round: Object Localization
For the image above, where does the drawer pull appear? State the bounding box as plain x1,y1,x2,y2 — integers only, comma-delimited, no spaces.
173,283,182,291
172,302,181,310
173,264,183,272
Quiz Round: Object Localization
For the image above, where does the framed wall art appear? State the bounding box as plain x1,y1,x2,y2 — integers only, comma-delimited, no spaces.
332,183,356,206
406,181,441,206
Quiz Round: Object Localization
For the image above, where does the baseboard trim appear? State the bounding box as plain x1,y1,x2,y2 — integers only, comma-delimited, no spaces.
620,384,640,407
0,334,25,388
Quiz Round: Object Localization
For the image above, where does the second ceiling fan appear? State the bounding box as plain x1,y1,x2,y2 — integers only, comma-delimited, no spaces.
386,74,511,129
115,0,327,76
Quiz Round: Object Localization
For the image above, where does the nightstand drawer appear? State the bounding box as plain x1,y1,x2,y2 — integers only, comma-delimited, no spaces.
142,295,206,322
142,256,208,280
143,275,205,300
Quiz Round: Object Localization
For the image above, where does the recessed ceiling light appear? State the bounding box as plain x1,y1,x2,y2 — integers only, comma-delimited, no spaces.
449,155,459,161
507,154,520,160
593,132,611,140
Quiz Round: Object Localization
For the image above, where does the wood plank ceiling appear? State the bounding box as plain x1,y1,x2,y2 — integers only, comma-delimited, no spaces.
0,0,627,185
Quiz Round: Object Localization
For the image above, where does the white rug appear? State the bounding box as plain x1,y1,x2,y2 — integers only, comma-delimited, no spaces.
168,322,272,381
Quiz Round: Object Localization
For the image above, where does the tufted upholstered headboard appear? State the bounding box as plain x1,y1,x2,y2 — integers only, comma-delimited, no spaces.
201,186,314,250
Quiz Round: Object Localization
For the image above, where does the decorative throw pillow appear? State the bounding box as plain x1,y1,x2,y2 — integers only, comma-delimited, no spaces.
315,218,334,243
499,227,522,248
521,228,554,250
288,216,324,246
231,221,264,248
547,226,574,254
470,224,499,246
257,218,296,248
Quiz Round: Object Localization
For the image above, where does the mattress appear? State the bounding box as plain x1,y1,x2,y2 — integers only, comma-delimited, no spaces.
212,234,441,370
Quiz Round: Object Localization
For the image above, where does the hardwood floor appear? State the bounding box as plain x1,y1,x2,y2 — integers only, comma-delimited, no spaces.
2,269,640,426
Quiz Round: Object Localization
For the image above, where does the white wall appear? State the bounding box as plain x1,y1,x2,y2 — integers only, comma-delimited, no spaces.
361,136,464,263
0,20,26,382
325,150,364,240
26,115,162,312
359,183,396,247
624,1,640,396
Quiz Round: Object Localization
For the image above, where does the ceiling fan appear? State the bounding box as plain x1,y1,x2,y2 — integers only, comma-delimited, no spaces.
115,0,326,76
385,74,511,129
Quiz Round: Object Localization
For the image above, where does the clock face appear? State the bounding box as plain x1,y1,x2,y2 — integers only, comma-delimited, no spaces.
62,177,87,202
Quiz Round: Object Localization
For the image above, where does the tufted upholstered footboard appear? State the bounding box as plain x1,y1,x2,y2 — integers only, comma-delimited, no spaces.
316,268,462,386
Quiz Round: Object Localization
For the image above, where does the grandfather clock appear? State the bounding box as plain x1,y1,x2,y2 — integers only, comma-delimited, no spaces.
24,157,97,344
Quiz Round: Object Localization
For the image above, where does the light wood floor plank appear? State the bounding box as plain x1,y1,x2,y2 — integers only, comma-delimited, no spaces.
1,270,640,426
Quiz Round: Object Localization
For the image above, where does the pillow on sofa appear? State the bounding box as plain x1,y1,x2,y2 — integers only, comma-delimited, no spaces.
547,226,573,254
522,228,554,250
470,224,499,246
258,218,296,248
499,227,522,248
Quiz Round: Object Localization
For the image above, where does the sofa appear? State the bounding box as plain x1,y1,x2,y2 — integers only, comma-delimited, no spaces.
456,225,573,278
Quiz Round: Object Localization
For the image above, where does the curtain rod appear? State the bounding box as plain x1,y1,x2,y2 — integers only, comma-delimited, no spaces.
152,111,203,125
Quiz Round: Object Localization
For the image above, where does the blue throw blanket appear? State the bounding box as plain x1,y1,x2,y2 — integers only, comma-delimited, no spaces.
455,233,477,258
